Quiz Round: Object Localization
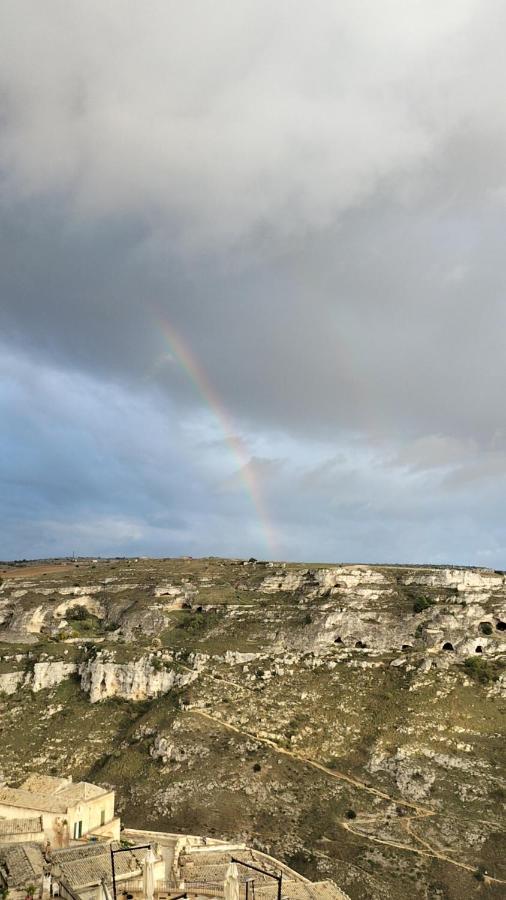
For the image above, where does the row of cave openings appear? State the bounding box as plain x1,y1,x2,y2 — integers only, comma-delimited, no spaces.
334,619,505,653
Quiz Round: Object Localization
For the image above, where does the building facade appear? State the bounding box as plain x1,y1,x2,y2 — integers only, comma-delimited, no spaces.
0,774,120,848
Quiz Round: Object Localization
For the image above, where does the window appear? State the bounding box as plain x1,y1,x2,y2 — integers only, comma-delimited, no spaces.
73,821,83,839
100,809,106,826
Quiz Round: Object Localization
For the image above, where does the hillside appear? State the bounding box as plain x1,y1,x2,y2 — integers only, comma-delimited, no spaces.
0,556,505,900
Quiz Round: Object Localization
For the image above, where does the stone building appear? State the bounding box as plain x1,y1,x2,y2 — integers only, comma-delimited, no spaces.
0,774,120,847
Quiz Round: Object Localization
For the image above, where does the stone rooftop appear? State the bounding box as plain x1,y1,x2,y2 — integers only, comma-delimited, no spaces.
52,842,148,890
179,848,351,900
0,842,45,888
0,773,108,814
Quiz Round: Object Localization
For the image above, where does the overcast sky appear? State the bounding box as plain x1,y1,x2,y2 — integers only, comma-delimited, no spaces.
2,1,506,564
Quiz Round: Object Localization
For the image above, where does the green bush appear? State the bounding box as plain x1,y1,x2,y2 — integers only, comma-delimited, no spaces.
473,865,486,882
463,657,498,684
413,597,435,614
480,622,493,635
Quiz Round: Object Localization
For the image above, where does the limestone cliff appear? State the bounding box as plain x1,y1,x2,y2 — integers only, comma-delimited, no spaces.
79,652,198,703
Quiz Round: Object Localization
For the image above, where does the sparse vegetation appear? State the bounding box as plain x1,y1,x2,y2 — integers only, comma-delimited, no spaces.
463,657,502,684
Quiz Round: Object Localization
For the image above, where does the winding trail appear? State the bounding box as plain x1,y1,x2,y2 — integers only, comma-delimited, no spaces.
188,707,506,886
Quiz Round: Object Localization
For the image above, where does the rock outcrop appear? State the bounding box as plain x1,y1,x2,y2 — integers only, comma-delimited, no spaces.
79,652,198,703
31,660,77,692
0,670,26,695
0,660,77,694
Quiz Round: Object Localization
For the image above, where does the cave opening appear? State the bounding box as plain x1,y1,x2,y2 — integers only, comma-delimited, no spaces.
334,636,343,644
475,645,483,653
496,620,506,631
442,641,455,651
355,640,366,649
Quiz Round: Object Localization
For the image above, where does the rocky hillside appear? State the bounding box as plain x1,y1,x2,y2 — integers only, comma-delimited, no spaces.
0,557,505,900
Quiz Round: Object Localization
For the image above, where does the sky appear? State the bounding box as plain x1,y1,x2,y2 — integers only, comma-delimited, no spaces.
2,1,506,564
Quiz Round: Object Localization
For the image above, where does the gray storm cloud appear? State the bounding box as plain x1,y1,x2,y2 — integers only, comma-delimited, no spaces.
1,1,506,561
1,0,501,244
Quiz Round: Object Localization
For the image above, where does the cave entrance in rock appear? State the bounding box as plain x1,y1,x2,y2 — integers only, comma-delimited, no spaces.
496,620,506,631
334,636,343,644
475,645,483,653
355,640,366,649
442,641,454,651
402,644,412,651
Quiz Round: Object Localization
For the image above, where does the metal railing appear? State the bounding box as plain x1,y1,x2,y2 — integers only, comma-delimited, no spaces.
112,878,183,897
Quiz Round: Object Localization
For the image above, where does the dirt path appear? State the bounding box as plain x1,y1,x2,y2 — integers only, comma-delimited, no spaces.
0,562,75,579
189,707,506,886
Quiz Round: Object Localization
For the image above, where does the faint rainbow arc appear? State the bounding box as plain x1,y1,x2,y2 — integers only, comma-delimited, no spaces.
157,319,277,557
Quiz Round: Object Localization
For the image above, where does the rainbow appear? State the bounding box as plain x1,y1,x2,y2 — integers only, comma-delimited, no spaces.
157,319,277,557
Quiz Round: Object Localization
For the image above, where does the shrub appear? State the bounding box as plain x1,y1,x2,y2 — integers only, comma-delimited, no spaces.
303,613,312,625
480,622,493,636
463,657,498,684
413,597,435,614
474,865,486,882
68,604,94,621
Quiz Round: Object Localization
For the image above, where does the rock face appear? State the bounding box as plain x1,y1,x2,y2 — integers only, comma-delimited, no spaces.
150,731,210,765
259,565,506,659
0,670,26,695
31,661,77,692
260,566,386,596
1,561,505,705
0,660,77,694
79,653,198,703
